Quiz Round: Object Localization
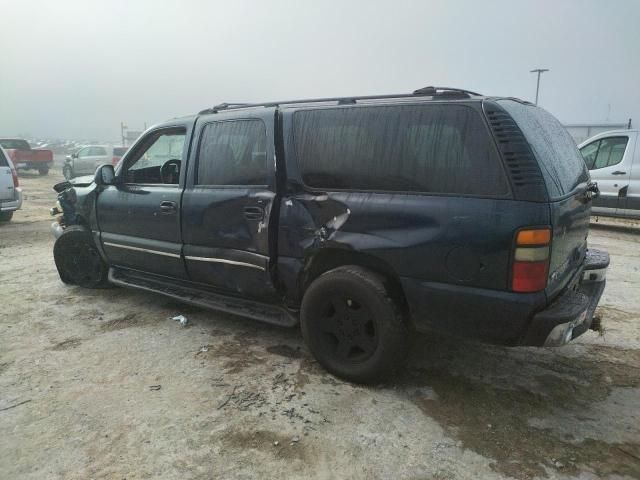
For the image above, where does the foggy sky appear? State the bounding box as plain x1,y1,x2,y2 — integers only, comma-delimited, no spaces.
1,0,639,141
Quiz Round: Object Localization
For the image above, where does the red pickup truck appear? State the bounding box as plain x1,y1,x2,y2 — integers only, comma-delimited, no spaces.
0,138,54,175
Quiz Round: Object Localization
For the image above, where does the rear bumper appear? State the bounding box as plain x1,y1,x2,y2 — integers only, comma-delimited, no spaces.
402,248,608,346
520,249,609,346
0,187,23,212
15,161,52,169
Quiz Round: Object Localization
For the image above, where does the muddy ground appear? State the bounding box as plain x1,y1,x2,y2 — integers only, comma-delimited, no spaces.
1,170,639,480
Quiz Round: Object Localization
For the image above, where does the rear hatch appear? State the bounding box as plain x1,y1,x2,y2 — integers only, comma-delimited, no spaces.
498,100,592,299
0,149,15,201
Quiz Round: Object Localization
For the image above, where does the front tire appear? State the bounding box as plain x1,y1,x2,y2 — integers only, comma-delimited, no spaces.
0,211,13,222
53,226,109,288
300,266,408,384
38,166,49,176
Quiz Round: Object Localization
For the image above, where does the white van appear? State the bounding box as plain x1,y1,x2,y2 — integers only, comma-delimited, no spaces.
579,129,639,219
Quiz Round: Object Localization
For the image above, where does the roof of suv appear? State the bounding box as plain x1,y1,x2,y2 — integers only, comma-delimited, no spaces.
196,87,533,116
152,88,534,137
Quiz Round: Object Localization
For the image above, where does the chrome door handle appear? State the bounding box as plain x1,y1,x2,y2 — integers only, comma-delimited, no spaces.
244,206,264,220
160,201,177,214
611,171,626,175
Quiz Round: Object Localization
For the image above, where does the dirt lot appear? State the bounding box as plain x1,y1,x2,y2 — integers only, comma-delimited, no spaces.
1,170,639,480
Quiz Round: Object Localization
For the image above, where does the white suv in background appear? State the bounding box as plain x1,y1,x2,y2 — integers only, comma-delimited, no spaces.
0,147,23,222
579,129,639,219
63,145,128,179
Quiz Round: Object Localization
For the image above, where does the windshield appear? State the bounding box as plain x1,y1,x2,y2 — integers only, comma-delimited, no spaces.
0,139,30,150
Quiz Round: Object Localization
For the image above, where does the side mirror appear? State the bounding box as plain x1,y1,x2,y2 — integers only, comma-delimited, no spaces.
72,152,78,159
94,164,115,186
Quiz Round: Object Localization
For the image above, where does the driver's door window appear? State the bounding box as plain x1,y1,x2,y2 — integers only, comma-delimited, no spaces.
77,147,91,159
122,129,186,184
580,136,629,170
580,141,600,169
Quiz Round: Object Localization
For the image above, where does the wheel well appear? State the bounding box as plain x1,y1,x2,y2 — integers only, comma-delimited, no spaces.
300,249,409,313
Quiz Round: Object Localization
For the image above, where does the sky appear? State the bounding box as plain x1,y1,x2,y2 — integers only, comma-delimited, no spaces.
1,0,639,141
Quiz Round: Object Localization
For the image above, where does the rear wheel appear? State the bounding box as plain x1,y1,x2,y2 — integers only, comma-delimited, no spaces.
300,265,408,384
53,226,109,288
0,211,13,222
38,166,49,176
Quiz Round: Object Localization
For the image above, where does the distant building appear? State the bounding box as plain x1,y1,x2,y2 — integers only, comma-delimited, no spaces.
564,121,632,145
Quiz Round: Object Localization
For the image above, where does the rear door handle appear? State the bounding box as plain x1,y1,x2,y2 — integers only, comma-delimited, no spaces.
244,206,264,220
160,201,177,214
611,171,627,175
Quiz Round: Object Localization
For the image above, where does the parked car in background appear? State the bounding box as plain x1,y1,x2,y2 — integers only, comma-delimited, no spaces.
50,87,608,383
0,138,54,175
112,146,128,166
0,147,23,222
63,145,127,179
579,129,639,219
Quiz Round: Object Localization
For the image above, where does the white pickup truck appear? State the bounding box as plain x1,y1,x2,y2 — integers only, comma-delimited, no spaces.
0,147,23,222
579,129,639,219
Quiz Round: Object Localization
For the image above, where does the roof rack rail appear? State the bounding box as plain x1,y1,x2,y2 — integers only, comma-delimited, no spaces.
413,86,482,96
198,102,250,114
198,86,482,114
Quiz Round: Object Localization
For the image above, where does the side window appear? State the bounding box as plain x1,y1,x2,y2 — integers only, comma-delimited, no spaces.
580,140,600,169
0,149,8,167
197,120,267,186
77,147,91,158
581,137,629,170
93,146,108,156
293,105,508,196
596,137,628,169
122,129,186,184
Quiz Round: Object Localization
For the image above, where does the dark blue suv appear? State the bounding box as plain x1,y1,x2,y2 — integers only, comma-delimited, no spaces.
51,87,608,383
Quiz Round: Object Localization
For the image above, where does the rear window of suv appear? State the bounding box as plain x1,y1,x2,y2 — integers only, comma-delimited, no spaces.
497,100,589,198
293,104,509,196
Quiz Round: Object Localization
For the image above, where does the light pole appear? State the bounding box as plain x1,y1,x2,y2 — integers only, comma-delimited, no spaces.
120,122,128,147
530,68,549,105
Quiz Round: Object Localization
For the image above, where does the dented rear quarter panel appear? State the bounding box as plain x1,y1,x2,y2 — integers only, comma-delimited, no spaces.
277,107,551,310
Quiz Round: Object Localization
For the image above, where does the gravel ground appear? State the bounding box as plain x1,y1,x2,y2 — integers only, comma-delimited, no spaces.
1,170,639,480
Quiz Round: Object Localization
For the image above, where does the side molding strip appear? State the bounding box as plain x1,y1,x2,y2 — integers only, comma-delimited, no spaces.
185,255,265,271
103,242,181,259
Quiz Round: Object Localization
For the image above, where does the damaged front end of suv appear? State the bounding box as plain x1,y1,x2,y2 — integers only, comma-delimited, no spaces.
50,174,110,288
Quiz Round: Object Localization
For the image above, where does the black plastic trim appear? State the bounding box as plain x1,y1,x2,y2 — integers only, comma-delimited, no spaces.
482,100,548,202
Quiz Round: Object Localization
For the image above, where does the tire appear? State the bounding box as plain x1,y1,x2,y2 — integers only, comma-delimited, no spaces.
62,164,73,180
53,226,110,288
0,211,13,222
300,265,408,384
38,166,49,176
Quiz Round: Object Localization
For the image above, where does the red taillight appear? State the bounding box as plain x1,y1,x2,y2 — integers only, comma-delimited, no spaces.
512,261,548,292
11,168,19,187
511,227,551,293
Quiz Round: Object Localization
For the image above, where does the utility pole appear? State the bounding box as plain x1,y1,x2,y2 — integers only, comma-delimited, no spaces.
120,122,127,147
530,68,549,105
